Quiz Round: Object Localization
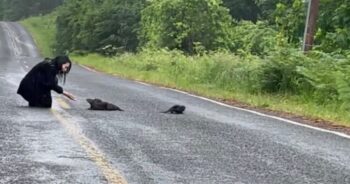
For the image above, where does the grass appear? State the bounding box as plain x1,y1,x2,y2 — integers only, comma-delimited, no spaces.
21,14,350,127
20,13,57,57
72,52,350,127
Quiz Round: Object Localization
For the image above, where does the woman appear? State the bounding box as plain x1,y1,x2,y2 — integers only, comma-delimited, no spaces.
17,56,75,108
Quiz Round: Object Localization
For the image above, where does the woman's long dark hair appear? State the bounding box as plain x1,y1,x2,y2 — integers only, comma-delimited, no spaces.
49,56,72,84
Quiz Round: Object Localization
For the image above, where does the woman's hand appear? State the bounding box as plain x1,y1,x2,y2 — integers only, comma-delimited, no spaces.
63,91,76,101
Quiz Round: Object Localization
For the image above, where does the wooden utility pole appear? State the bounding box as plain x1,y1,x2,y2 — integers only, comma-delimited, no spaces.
302,0,320,52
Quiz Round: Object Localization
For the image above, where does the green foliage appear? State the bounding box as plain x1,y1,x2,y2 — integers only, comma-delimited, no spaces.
296,52,350,107
0,0,62,21
257,48,308,93
20,13,57,57
273,0,306,44
139,0,234,54
256,0,293,21
55,0,81,54
91,0,145,53
222,0,260,22
231,21,279,56
55,0,145,55
316,0,350,53
4,0,350,55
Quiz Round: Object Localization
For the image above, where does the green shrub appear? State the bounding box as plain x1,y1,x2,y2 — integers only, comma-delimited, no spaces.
257,48,307,93
139,0,234,54
231,21,279,56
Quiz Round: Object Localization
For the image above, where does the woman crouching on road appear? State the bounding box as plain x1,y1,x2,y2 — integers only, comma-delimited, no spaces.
17,56,75,108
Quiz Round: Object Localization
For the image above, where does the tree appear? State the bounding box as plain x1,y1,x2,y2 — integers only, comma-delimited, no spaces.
222,0,260,22
253,0,295,22
273,0,307,44
55,0,146,55
315,0,350,53
90,0,146,53
55,0,82,54
140,0,234,54
0,0,63,21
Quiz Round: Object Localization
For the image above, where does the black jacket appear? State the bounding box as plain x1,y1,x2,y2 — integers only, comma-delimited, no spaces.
17,60,63,103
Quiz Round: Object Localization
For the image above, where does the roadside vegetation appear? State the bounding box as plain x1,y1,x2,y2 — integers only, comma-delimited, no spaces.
10,0,350,126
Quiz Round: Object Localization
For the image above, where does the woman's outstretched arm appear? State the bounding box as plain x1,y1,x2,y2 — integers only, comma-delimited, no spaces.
63,91,76,101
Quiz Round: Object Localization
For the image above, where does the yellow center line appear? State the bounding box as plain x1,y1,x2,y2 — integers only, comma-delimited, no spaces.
51,105,127,184
56,97,71,109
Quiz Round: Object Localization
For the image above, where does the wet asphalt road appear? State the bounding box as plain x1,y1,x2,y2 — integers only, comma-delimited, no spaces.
0,21,350,184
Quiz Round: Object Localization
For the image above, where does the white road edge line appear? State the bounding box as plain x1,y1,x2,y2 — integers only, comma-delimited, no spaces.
78,64,350,139
155,86,350,139
78,64,99,73
135,81,151,86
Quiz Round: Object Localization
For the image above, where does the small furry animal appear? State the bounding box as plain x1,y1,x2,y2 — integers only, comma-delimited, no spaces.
86,98,123,111
162,105,186,114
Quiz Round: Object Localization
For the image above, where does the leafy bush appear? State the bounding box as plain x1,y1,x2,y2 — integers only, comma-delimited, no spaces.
257,48,308,93
296,51,350,107
231,21,279,56
139,0,234,54
55,0,146,55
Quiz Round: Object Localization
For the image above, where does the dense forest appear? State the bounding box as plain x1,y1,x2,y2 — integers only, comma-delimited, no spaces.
50,0,349,55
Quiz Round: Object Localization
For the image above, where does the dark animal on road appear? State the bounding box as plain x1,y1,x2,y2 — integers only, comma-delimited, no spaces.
86,98,123,111
162,105,186,114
